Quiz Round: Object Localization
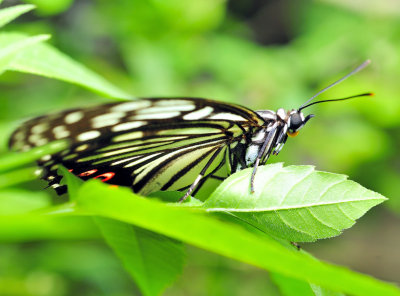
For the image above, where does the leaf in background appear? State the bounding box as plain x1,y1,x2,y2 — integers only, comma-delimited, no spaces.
0,140,67,172
0,189,50,215
4,33,131,99
204,163,387,242
0,214,99,242
21,0,73,16
74,181,400,296
0,4,35,28
0,167,37,189
0,33,50,74
96,217,185,296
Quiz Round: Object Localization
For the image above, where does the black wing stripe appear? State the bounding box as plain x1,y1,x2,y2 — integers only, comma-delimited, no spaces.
133,143,226,194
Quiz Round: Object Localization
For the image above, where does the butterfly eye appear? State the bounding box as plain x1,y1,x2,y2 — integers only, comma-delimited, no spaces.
289,113,303,130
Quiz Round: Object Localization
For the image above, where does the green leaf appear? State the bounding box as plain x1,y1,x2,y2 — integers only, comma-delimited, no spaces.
204,163,387,242
0,33,50,74
4,32,131,99
58,166,83,198
0,189,50,215
270,272,344,296
270,273,315,296
0,4,35,28
21,0,73,16
96,218,185,296
74,181,400,296
0,140,68,172
0,214,99,242
0,167,37,189
310,284,346,296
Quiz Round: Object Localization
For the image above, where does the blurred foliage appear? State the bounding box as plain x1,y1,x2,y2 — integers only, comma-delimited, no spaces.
0,0,399,295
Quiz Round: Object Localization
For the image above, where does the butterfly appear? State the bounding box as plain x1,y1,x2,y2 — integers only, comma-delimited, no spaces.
8,61,372,201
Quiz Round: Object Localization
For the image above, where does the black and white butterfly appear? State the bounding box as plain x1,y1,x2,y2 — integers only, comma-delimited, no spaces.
8,61,371,201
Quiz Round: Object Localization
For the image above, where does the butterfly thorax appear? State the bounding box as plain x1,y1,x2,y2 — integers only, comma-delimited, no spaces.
230,108,290,172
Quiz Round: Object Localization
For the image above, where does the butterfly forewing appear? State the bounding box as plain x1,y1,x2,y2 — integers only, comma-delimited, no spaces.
9,98,265,196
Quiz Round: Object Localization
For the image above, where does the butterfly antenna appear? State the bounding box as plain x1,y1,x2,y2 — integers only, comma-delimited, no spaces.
298,60,371,110
299,92,374,110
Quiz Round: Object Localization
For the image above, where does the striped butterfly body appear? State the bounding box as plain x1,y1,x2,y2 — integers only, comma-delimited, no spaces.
8,61,371,201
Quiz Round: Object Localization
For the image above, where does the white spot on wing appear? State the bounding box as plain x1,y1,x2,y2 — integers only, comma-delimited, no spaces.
53,125,70,139
111,101,151,112
35,138,48,146
208,113,247,121
77,130,101,141
183,106,213,120
154,99,193,106
136,105,195,114
28,134,41,143
92,112,125,122
13,131,25,141
111,121,146,132
41,154,51,161
34,168,43,176
31,123,48,134
92,118,120,128
131,112,181,120
28,134,48,146
55,130,70,139
65,111,84,124
91,112,126,128
75,144,89,151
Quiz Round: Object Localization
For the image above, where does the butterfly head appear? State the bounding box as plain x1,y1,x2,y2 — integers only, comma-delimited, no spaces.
286,110,314,138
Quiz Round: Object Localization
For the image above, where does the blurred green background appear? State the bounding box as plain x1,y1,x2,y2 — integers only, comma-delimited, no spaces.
1,0,399,295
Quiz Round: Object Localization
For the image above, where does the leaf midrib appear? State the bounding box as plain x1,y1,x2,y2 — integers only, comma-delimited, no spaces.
205,196,384,212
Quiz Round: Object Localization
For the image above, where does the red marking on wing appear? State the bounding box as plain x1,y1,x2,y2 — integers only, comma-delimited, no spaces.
79,169,98,177
94,172,115,182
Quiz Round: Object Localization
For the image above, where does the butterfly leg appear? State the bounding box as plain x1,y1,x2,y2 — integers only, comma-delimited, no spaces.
179,146,224,203
250,126,278,193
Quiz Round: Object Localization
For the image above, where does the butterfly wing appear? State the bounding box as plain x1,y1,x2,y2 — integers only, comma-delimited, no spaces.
9,98,265,195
